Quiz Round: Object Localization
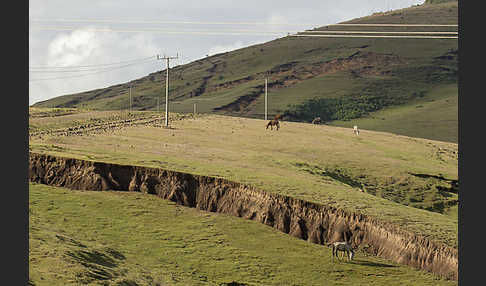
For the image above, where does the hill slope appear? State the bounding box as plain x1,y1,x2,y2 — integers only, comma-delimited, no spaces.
29,110,458,249
32,1,458,142
29,183,457,285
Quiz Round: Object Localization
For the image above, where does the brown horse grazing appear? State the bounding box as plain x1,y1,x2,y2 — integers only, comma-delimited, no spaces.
266,119,280,130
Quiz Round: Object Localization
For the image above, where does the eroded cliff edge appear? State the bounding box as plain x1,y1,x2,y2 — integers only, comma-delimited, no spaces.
28,152,458,280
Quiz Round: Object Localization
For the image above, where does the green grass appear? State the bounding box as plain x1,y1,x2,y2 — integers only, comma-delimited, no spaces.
330,84,457,142
425,0,456,5
29,183,457,286
29,109,458,249
281,56,457,139
254,72,367,117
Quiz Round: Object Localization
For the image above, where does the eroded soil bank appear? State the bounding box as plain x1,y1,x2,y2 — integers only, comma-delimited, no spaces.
28,152,458,280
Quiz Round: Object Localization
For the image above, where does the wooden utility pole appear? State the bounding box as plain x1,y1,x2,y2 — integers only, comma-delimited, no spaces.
157,53,178,127
264,78,268,121
129,85,132,113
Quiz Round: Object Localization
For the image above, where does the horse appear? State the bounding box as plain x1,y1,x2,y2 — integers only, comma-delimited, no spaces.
311,117,321,124
266,114,282,131
266,119,280,130
353,125,360,135
329,241,355,261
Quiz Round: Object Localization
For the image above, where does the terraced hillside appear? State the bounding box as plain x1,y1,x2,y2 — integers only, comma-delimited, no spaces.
32,1,458,142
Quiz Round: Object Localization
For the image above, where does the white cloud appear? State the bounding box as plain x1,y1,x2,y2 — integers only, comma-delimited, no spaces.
47,28,99,67
29,27,160,105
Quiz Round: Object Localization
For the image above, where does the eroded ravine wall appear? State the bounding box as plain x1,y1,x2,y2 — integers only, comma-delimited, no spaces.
28,152,458,280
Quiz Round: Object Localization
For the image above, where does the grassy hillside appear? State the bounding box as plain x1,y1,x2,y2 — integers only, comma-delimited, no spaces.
29,109,458,249
330,83,457,142
425,0,457,4
29,183,456,286
32,1,458,143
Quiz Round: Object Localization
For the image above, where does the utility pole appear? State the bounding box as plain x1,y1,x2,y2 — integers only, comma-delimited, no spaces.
264,78,268,121
129,85,132,113
157,53,178,127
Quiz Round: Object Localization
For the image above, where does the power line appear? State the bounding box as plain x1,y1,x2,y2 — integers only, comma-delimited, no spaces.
302,30,458,35
29,57,156,82
30,25,288,36
30,18,318,27
29,58,155,73
30,16,458,27
328,23,458,27
290,34,457,39
30,25,458,39
29,55,156,69
31,18,458,28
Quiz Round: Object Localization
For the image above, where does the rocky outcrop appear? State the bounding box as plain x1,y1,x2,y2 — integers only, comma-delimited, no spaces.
28,152,458,280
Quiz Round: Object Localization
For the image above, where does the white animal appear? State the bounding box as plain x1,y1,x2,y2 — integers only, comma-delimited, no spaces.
353,125,360,135
329,241,355,261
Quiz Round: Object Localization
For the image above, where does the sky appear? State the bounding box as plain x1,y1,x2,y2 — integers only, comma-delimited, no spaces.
28,0,424,106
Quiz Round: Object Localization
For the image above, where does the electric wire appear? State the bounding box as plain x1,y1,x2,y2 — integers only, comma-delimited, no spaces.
328,23,458,27
302,30,457,35
30,25,288,36
290,34,457,39
29,57,156,82
30,18,458,28
30,24,458,39
30,18,318,27
29,55,156,70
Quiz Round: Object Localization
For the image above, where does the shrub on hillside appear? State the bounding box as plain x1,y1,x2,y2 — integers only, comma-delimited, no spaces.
283,90,425,123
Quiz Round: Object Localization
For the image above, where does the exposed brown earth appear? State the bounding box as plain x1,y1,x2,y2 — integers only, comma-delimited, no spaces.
212,51,404,114
29,152,458,280
212,75,256,90
187,61,221,98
